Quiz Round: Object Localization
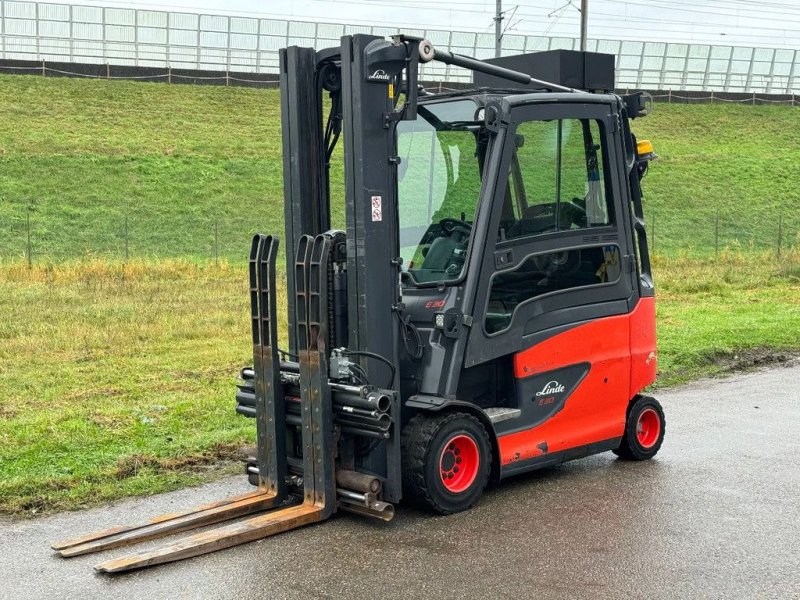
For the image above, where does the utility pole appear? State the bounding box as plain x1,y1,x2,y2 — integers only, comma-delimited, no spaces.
579,0,588,51
494,0,503,57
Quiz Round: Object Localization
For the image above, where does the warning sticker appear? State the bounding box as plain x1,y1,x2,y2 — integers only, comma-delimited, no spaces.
371,196,382,222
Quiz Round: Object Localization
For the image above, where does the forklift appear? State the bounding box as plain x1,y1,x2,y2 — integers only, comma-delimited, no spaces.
53,34,663,573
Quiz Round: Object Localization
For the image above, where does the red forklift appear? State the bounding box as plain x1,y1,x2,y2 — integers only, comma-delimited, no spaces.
53,34,663,572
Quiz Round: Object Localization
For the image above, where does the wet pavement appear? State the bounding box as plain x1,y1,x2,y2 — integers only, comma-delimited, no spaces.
2,362,798,599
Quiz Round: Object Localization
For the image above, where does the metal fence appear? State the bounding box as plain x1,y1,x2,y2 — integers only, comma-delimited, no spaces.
0,0,798,93
2,206,797,265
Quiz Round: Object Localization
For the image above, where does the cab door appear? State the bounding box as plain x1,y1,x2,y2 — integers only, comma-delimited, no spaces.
463,100,640,472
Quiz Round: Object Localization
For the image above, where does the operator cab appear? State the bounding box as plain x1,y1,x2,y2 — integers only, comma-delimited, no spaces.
396,82,655,411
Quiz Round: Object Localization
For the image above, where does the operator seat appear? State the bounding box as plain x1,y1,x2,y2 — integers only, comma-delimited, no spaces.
421,235,459,271
507,203,557,238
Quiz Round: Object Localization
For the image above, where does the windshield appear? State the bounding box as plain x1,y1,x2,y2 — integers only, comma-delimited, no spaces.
397,99,485,285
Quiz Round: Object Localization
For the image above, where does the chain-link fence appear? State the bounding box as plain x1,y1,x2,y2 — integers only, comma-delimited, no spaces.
1,208,281,265
1,0,799,93
2,204,797,266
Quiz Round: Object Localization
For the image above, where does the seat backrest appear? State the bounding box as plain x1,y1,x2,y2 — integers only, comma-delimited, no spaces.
507,203,557,239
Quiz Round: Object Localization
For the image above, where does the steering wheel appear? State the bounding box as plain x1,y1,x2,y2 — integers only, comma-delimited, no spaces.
439,217,472,235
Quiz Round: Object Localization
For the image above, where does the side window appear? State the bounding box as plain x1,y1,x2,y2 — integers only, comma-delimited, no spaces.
499,119,612,242
485,245,622,334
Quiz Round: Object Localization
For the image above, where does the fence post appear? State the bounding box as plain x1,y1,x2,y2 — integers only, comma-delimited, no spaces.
710,90,714,104
715,208,719,256
124,215,129,261
752,92,756,105
214,220,219,265
777,214,782,260
668,89,672,103
168,65,172,84
106,63,110,79
26,210,32,268
41,60,45,77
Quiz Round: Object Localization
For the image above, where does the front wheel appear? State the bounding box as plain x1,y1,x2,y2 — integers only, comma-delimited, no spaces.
614,395,665,460
401,412,492,514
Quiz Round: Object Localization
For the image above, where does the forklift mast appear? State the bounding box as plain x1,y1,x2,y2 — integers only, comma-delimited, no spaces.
279,37,409,500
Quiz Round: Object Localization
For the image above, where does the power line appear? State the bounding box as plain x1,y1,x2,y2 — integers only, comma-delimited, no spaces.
543,1,576,36
511,0,800,36
592,0,800,25
518,0,800,16
509,5,800,33
506,4,800,43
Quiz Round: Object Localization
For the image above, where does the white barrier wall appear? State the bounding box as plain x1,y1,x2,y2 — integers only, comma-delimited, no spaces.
0,0,797,93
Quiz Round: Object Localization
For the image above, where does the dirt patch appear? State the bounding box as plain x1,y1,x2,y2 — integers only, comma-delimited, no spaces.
697,347,800,377
0,405,18,419
17,496,48,514
113,442,241,480
5,478,79,515
61,386,125,403
169,364,237,381
708,347,798,371
657,347,800,388
87,412,121,429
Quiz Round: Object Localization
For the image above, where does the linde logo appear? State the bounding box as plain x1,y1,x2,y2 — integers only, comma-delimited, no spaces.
369,69,391,81
535,381,565,396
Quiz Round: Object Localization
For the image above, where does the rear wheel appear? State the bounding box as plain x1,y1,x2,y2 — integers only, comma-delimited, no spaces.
614,395,665,460
402,412,491,514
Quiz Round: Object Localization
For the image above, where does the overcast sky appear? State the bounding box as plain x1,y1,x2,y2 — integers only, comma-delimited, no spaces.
53,0,800,48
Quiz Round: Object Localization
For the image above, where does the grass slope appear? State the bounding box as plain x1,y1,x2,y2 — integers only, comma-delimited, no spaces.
0,75,798,261
0,76,286,262
633,103,800,254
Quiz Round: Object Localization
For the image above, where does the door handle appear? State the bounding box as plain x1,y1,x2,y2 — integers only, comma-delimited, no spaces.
495,248,514,269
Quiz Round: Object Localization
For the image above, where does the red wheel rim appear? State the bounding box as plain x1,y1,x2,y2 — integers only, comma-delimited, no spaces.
439,434,480,493
636,408,661,448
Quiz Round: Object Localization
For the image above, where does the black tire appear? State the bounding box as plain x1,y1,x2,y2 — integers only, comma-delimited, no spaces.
247,469,259,487
241,446,259,487
401,412,492,514
614,395,665,461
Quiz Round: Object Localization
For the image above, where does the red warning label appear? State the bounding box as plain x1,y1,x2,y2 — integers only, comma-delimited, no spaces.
371,196,382,222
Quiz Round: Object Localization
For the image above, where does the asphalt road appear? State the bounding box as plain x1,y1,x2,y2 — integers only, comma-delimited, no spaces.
2,363,799,600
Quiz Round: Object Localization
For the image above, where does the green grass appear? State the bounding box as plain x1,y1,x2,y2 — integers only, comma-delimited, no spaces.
653,251,800,385
0,261,261,514
0,75,798,261
1,254,798,516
